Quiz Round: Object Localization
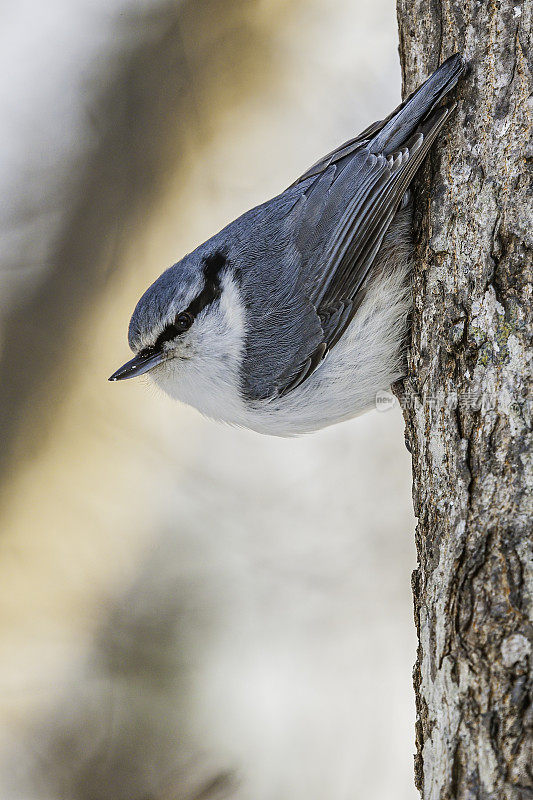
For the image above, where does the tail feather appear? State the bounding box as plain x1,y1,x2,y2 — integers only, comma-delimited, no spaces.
370,53,466,155
291,54,466,189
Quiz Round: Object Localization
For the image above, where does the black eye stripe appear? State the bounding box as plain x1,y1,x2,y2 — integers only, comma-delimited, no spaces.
150,324,179,352
148,251,227,354
186,253,224,317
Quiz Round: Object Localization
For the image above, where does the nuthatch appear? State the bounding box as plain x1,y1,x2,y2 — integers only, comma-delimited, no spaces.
110,55,465,435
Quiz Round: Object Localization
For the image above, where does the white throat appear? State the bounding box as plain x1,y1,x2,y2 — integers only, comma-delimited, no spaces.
151,272,249,424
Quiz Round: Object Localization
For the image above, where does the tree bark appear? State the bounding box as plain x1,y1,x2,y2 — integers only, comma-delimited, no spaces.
395,2,532,798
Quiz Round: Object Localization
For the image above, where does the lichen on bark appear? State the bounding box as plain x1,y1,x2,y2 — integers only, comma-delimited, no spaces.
395,0,533,797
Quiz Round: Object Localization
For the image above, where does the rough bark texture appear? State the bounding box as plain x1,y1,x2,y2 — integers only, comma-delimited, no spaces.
395,2,532,798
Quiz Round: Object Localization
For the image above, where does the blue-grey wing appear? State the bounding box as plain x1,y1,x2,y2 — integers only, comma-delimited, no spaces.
239,107,452,402
273,105,454,396
238,55,465,400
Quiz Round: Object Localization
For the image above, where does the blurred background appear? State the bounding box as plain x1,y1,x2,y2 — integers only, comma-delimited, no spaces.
0,1,417,798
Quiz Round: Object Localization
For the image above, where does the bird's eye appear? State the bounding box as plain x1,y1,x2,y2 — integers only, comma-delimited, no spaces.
175,311,194,332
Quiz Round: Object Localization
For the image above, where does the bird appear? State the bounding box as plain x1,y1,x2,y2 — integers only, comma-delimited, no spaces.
109,54,465,436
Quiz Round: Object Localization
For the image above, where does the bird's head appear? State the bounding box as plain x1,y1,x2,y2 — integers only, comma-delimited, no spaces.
109,248,247,413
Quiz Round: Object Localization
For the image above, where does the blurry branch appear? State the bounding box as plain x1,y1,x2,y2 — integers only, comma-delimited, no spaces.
396,0,532,797
0,0,277,500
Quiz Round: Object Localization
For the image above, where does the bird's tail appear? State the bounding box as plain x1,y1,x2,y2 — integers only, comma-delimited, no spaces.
370,53,466,155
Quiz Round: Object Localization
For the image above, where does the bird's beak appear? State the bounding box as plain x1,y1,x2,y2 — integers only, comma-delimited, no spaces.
108,349,165,381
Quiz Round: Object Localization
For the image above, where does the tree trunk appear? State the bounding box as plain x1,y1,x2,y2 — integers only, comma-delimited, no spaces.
394,2,532,798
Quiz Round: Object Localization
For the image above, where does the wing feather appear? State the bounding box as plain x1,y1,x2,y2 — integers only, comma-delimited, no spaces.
274,105,452,396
